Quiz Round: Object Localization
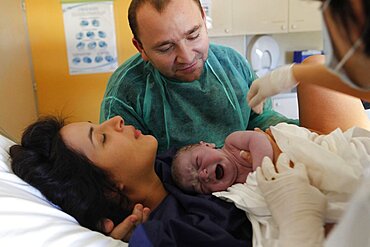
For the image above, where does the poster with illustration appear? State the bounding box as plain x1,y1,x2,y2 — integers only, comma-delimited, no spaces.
62,0,118,75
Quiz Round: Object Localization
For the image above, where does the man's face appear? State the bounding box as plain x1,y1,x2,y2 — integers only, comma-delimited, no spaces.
134,0,209,82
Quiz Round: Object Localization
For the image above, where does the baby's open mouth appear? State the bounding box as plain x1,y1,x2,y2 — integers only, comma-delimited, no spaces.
215,164,224,180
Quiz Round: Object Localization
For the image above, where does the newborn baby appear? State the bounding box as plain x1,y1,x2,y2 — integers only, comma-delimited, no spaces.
172,122,370,247
171,130,277,194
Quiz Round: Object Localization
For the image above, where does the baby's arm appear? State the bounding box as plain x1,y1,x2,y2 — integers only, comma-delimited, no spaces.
224,130,273,170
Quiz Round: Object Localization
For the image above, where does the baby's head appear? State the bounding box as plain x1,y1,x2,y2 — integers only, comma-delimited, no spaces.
172,141,240,194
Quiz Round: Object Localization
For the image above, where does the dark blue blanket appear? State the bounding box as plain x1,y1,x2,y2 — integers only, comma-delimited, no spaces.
129,149,252,246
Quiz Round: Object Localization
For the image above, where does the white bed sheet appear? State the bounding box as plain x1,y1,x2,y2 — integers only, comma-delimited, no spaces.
0,134,128,247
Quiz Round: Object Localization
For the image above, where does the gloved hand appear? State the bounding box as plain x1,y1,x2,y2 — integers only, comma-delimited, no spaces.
256,154,327,247
247,64,298,114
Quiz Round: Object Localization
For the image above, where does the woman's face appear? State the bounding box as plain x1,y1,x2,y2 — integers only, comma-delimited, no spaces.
322,0,370,88
60,116,158,187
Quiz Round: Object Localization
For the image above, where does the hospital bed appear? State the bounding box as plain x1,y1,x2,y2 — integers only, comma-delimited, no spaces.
0,134,128,246
1,123,369,246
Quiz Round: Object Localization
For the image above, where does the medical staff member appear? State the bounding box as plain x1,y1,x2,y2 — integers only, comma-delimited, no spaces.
100,0,297,153
253,0,370,246
248,0,370,112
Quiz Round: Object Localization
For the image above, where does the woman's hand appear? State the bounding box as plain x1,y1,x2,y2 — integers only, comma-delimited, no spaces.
256,154,326,247
103,204,151,242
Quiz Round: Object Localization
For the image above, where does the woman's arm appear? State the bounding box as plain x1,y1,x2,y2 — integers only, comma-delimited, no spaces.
297,55,370,133
247,56,370,114
293,63,370,102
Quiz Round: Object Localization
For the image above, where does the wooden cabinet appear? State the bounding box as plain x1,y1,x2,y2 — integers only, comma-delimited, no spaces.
206,0,233,36
0,0,38,141
288,0,322,32
232,0,289,35
207,0,322,37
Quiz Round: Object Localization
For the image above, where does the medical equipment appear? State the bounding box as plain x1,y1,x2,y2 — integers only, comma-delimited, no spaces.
293,50,323,64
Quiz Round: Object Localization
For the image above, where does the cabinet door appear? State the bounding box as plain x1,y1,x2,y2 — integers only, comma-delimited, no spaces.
289,0,322,32
206,0,233,37
232,0,289,35
0,0,37,141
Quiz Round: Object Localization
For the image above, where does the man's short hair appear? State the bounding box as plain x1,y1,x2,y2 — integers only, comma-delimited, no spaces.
128,0,204,43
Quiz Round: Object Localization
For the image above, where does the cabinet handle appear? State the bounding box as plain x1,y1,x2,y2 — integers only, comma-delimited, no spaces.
291,24,297,29
224,28,230,33
281,25,287,30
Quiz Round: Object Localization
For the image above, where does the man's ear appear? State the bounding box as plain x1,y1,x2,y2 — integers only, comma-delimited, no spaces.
201,6,210,30
199,141,216,148
200,4,206,19
132,38,149,61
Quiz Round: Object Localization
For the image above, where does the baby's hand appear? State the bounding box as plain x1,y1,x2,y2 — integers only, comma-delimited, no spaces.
240,150,252,164
253,127,264,133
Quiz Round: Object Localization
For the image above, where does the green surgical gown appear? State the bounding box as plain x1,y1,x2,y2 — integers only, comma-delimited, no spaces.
100,43,298,153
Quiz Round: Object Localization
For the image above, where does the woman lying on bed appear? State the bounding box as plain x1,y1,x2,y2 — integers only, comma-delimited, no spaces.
9,115,252,246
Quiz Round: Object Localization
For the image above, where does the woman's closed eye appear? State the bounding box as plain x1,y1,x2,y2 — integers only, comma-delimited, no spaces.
101,133,106,145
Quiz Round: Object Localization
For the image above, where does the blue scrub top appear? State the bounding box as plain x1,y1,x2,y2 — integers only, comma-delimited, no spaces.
101,43,298,153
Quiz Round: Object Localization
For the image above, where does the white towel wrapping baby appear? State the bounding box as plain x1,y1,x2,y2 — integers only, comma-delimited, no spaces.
213,123,370,247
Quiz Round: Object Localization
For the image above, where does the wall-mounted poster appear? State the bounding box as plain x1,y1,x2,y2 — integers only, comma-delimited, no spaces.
61,0,118,75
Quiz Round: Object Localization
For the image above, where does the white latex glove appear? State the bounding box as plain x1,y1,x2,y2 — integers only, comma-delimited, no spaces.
247,64,298,114
256,154,326,247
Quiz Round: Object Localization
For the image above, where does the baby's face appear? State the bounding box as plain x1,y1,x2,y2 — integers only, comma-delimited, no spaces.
173,143,238,194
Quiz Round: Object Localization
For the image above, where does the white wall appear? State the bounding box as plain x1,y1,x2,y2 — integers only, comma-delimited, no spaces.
269,31,323,65
210,32,370,120
210,35,246,56
210,31,323,66
210,31,324,119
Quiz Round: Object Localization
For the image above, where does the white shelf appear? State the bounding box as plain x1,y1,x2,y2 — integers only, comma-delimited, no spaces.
271,93,370,120
271,92,299,119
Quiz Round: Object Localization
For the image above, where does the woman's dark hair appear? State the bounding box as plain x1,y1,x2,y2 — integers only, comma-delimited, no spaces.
327,0,370,55
9,116,131,233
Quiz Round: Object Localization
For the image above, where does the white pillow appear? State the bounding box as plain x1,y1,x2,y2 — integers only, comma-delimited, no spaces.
0,135,128,247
